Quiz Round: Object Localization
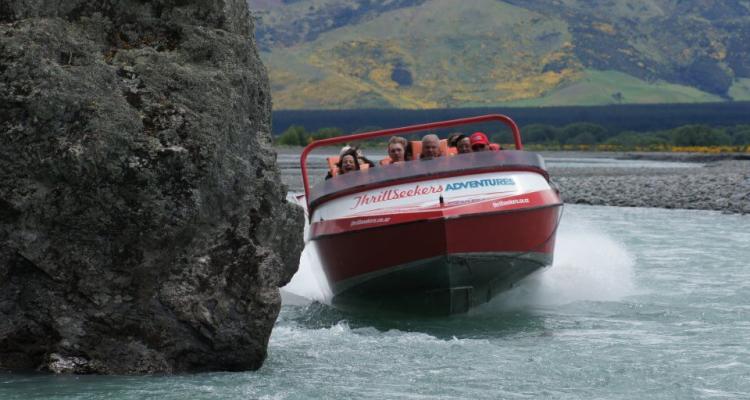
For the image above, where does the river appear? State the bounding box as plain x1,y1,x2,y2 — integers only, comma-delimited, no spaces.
2,153,749,399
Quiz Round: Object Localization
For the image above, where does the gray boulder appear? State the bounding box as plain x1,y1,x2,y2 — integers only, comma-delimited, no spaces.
0,0,304,373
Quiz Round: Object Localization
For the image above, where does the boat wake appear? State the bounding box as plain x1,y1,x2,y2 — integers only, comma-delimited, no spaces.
281,243,333,305
480,220,637,312
281,194,333,305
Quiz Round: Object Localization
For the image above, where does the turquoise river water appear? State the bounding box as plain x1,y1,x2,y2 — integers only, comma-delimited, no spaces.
2,203,749,399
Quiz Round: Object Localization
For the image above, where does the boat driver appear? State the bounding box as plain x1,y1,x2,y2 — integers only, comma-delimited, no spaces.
420,134,442,160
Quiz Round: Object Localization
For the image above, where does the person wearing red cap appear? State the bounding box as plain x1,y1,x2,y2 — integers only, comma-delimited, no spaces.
469,132,490,151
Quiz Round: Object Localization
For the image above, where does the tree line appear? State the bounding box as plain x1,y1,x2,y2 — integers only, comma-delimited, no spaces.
271,102,750,135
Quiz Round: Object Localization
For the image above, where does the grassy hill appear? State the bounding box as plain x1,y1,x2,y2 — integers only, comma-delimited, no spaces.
501,70,724,107
249,0,750,109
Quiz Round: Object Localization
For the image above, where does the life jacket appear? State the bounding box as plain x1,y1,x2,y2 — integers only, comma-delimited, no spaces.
327,156,341,177
379,158,392,166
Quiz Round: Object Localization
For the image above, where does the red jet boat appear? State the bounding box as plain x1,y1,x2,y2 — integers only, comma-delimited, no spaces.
299,115,563,315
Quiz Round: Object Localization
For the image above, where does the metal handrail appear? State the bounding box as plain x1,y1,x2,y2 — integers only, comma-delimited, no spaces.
298,114,523,208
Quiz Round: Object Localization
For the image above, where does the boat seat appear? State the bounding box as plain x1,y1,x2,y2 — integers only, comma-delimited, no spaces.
410,141,421,159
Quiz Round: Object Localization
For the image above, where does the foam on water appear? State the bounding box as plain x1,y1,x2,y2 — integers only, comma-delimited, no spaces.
281,244,332,304
281,194,333,304
282,196,636,311
486,216,637,310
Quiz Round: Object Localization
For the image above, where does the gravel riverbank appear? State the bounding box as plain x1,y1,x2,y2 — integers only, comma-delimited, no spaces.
547,154,750,215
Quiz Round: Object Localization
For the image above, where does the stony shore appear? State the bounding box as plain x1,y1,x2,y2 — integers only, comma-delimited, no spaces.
546,153,750,215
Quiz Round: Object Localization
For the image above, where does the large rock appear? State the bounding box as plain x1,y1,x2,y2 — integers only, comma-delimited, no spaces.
0,0,304,373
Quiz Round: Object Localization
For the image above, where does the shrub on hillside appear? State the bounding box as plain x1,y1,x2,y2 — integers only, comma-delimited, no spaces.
276,125,308,146
561,122,609,144
521,124,561,144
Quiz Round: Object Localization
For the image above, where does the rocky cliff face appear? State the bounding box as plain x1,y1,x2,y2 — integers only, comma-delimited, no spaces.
0,0,304,374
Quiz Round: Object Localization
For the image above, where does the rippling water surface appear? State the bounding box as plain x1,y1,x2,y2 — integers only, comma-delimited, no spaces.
3,150,748,398
3,204,749,399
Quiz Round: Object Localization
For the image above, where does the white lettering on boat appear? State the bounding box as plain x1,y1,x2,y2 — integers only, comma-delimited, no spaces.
350,217,392,227
492,198,530,208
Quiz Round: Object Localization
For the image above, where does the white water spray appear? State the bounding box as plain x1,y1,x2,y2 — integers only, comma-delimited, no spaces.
281,194,333,304
281,243,333,304
487,213,637,310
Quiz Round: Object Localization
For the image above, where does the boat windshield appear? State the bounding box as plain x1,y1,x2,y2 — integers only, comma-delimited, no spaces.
300,115,528,210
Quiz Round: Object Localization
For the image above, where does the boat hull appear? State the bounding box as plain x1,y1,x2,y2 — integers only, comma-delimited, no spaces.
330,252,551,315
312,203,562,315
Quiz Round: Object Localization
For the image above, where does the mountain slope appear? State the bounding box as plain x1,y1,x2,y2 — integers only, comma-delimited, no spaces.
249,0,750,109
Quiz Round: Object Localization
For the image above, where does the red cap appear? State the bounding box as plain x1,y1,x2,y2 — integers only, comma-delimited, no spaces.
469,132,489,146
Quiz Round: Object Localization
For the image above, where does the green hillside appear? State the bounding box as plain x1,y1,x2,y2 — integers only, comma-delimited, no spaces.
501,70,724,107
730,78,750,101
249,0,750,109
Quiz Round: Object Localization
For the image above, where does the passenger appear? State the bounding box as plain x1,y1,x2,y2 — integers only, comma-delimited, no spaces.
420,134,442,160
469,131,491,152
446,133,464,156
339,152,359,174
455,135,472,154
341,145,375,168
325,149,360,179
386,136,408,163
447,133,463,148
354,148,376,168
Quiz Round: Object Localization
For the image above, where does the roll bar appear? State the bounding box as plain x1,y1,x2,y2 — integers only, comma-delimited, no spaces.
298,114,523,208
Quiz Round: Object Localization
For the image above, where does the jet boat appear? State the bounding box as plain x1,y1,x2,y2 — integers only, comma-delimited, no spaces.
299,115,563,315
